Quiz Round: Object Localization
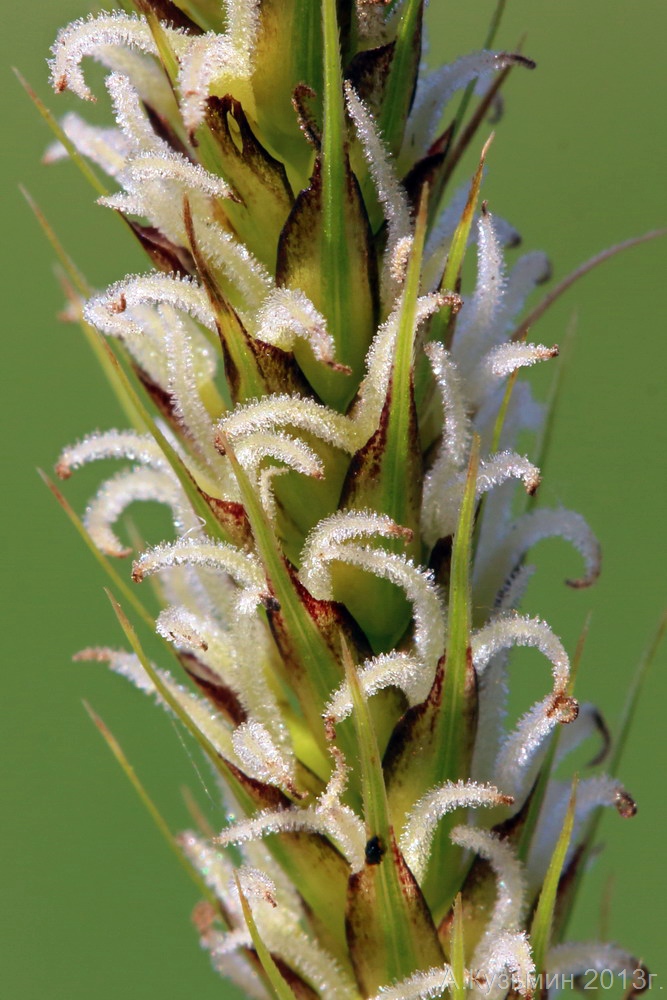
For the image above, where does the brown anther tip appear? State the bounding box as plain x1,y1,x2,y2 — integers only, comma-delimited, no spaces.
438,291,463,314
550,693,579,722
526,475,541,496
111,546,132,559
537,260,553,285
192,900,217,936
109,293,127,314
481,199,489,215
548,344,560,357
55,76,67,93
499,794,515,806
566,553,601,589
565,573,597,590
324,717,337,741
73,646,113,663
54,462,71,480
513,54,537,70
292,83,317,101
131,565,144,583
615,789,638,818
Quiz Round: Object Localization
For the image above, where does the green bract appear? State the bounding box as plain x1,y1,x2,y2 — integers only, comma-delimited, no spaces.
43,2,645,997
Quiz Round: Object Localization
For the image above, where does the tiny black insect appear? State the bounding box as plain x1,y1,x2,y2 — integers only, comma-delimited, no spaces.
364,835,385,865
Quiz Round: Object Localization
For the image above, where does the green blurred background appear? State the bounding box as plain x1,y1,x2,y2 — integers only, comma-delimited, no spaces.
2,2,665,996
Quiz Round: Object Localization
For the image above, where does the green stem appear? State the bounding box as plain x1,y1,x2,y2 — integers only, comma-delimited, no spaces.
321,0,348,349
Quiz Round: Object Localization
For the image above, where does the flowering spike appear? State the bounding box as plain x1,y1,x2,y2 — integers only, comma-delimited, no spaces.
42,2,651,995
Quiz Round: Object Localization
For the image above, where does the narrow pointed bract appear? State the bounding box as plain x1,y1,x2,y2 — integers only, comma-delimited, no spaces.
40,1,647,997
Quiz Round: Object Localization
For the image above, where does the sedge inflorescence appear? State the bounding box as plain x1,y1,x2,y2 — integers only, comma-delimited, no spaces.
44,2,642,997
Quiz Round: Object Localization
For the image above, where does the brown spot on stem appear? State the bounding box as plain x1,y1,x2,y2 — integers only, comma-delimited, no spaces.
364,835,385,865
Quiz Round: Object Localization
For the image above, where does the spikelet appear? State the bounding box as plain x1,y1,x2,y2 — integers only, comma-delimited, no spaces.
44,2,647,998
